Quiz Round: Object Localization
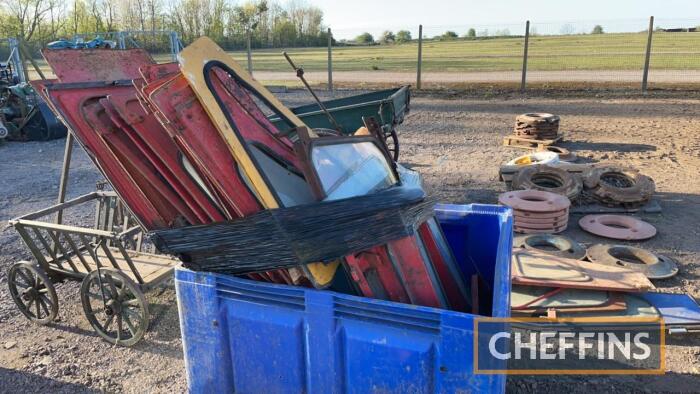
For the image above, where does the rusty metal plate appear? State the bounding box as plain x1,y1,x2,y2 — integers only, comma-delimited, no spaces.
41,49,155,82
499,190,570,212
578,214,657,240
146,74,262,218
512,249,654,292
139,62,180,83
44,82,172,229
106,92,227,223
83,98,194,225
556,294,658,319
511,285,621,310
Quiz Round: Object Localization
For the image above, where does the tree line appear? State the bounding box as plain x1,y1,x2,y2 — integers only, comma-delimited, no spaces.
0,0,332,52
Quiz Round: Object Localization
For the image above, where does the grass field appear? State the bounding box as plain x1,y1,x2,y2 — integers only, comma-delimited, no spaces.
19,31,700,82
216,32,700,73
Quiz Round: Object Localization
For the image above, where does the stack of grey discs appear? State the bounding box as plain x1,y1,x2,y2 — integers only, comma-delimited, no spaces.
514,113,560,140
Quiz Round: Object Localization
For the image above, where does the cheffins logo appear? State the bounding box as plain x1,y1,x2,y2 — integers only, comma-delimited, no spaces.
474,317,665,374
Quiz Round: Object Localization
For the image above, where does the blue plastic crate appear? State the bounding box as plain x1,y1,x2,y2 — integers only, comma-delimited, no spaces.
175,203,513,393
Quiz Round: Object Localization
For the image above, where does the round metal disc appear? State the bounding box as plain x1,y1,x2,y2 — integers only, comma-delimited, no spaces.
513,208,569,219
654,255,680,279
514,214,569,225
499,190,570,212
514,234,587,260
578,214,656,240
514,219,569,230
515,223,568,234
587,244,679,279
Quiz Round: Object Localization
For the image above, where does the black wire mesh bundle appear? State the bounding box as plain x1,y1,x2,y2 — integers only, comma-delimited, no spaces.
149,186,436,275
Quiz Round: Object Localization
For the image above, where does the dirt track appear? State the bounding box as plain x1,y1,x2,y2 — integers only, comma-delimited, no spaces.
1,90,700,392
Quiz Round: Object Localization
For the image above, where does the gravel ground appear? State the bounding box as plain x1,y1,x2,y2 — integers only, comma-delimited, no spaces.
1,89,699,392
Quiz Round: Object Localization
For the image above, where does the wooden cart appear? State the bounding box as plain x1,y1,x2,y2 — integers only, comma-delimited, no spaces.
8,190,178,346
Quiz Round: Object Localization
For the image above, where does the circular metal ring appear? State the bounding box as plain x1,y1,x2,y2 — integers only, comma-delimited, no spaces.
578,215,656,240
513,219,569,230
499,190,571,212
512,164,582,200
516,113,560,124
514,234,586,260
538,146,577,162
513,208,568,219
514,214,569,225
515,223,567,234
586,244,678,279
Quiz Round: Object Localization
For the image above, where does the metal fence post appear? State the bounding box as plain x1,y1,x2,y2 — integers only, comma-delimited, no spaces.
169,31,179,61
246,33,253,75
642,16,654,93
520,20,530,92
416,24,423,89
8,38,26,83
117,31,126,49
327,27,333,95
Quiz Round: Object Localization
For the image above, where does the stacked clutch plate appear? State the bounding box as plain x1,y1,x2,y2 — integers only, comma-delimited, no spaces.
513,113,560,140
582,166,655,208
498,189,571,234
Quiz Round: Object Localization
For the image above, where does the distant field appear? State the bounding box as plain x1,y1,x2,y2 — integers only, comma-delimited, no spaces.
25,32,700,82
216,32,700,73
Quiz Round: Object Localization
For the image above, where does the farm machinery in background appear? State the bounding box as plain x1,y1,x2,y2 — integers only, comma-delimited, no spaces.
0,50,67,141
46,36,118,50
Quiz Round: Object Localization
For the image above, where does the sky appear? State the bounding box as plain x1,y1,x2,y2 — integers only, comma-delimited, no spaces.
311,0,700,39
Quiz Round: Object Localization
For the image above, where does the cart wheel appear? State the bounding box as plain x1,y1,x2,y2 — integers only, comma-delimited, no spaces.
383,129,399,161
7,261,58,325
80,268,148,347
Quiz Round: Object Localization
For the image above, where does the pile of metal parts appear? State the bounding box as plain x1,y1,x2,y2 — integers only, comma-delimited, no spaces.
0,61,67,140
509,232,700,332
505,163,655,208
498,189,570,234
581,166,655,208
502,111,698,330
513,113,560,140
32,37,473,315
501,113,657,210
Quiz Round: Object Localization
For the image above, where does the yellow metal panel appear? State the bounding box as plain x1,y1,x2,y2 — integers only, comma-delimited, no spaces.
178,37,336,287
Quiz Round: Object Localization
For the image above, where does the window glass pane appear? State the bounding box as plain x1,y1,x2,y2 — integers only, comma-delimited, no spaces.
250,145,316,207
311,142,396,200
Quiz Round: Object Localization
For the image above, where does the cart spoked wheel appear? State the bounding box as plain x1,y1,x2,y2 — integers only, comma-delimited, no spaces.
8,261,59,325
383,129,399,161
80,268,148,347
